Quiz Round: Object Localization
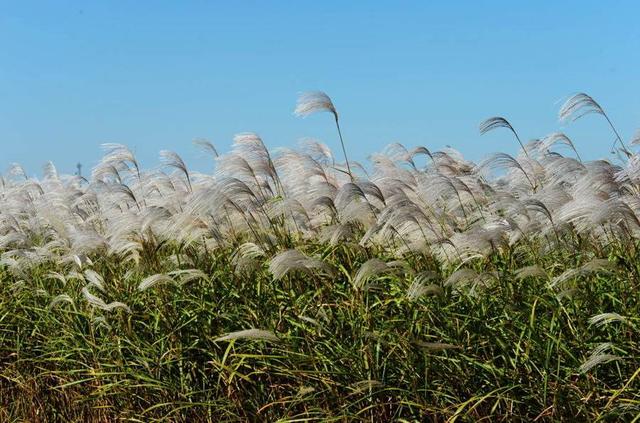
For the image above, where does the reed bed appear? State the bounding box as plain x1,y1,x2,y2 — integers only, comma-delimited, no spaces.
1,92,640,421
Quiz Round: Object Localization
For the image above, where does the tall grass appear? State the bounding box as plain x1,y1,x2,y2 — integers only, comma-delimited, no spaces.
1,92,640,421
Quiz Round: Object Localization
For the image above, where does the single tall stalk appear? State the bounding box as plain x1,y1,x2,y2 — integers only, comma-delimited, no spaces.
479,116,531,160
295,91,353,180
603,113,631,157
559,92,631,159
334,115,353,180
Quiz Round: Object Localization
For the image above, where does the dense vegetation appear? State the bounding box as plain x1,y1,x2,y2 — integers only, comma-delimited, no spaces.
1,92,640,421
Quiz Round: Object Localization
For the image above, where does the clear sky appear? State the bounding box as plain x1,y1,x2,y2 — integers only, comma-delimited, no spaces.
1,1,639,176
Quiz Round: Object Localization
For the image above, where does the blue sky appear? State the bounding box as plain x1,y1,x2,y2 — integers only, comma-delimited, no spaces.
1,1,639,176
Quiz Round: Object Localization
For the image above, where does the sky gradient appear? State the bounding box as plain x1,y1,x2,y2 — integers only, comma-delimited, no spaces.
1,1,639,176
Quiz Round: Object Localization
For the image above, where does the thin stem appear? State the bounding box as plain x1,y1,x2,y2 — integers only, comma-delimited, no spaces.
512,131,531,160
334,115,353,181
510,129,540,189
572,147,583,163
603,113,631,157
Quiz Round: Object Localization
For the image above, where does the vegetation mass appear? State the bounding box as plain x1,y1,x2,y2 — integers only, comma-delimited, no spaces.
1,92,640,421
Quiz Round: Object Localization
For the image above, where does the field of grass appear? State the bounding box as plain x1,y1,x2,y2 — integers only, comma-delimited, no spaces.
1,92,640,421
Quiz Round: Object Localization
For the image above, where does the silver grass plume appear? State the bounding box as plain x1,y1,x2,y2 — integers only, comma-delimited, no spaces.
160,150,192,192
193,138,219,158
480,116,530,159
540,132,582,162
138,273,175,291
295,91,337,119
269,249,336,280
515,265,547,280
407,271,442,301
8,163,27,180
83,269,106,292
168,268,208,285
579,342,622,374
588,312,627,327
42,161,59,180
81,286,131,313
48,294,74,310
550,258,615,289
295,91,353,180
559,93,605,123
45,271,68,287
232,242,266,275
559,93,630,155
214,328,279,343
445,269,496,294
352,258,406,290
97,143,140,180
480,152,536,189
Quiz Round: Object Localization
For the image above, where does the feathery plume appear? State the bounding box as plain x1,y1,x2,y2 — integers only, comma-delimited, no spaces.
480,116,529,158
294,91,337,118
269,249,336,280
588,312,627,327
352,258,406,290
559,93,605,123
193,138,219,158
295,91,352,180
579,342,622,374
214,328,279,343
559,93,629,155
138,274,175,291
